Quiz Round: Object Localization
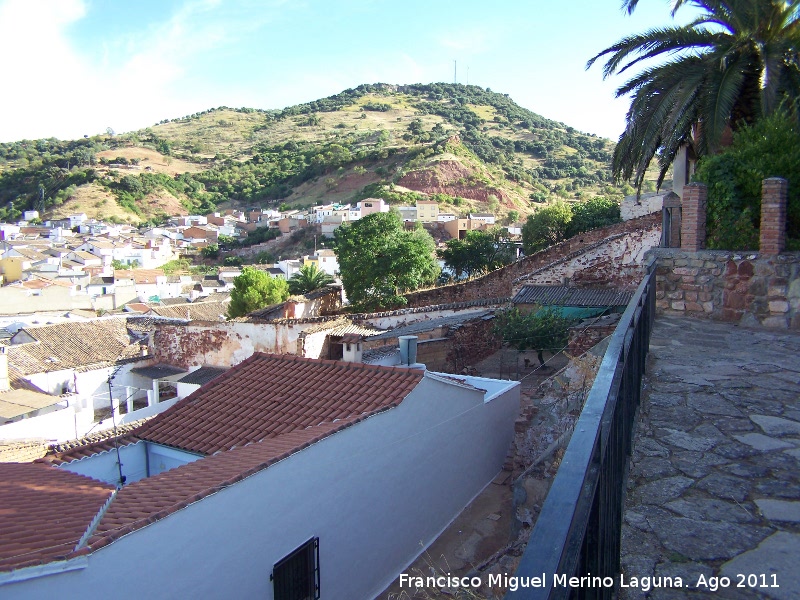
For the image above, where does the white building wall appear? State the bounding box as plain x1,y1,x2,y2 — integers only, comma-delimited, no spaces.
0,404,90,443
59,441,201,486
1,375,519,600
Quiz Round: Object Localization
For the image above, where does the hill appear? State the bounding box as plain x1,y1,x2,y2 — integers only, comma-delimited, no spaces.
0,83,639,225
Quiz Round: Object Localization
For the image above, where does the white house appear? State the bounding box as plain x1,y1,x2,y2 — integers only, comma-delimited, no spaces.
313,249,339,276
469,213,496,225
0,352,519,600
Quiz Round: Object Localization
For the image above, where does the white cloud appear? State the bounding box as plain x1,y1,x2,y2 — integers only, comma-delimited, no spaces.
0,0,275,141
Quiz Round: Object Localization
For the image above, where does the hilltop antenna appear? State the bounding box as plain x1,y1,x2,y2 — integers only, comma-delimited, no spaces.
454,60,457,84
466,66,469,86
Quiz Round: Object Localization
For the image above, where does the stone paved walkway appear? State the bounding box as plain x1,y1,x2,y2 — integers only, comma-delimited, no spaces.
621,316,800,600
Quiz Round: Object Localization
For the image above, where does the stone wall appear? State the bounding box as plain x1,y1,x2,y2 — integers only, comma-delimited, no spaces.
567,314,620,357
403,214,660,308
651,248,800,329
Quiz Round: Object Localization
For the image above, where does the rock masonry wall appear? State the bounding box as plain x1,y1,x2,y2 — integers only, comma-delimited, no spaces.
651,248,800,329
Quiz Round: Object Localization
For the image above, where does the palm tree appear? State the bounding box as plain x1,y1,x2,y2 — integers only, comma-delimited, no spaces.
588,0,800,190
287,263,335,296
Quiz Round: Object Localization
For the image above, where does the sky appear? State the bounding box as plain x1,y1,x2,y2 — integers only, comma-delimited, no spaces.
0,0,695,143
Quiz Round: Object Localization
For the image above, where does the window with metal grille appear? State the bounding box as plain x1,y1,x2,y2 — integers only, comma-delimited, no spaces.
271,537,320,600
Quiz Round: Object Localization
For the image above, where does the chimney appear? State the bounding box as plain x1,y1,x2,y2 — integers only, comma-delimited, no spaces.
341,334,363,363
398,336,425,370
0,346,9,392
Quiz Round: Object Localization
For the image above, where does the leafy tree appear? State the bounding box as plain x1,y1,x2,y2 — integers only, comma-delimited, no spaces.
334,211,439,311
201,244,220,259
408,118,424,135
522,201,573,254
507,210,520,224
694,111,800,249
587,0,800,190
288,263,335,295
227,267,289,318
438,228,515,279
566,197,621,237
494,307,575,365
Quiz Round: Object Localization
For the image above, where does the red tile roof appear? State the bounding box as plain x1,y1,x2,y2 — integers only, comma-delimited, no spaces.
40,433,141,466
86,420,358,550
13,354,424,568
135,353,423,454
0,463,114,571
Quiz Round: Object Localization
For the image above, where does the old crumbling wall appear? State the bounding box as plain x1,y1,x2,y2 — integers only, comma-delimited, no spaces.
403,214,660,308
651,248,800,329
151,321,300,368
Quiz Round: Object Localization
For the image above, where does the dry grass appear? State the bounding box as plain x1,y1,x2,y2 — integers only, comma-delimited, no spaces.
47,181,187,224
48,183,134,223
95,147,202,175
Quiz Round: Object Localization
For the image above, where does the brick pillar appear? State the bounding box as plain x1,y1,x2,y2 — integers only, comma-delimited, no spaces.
760,177,788,255
680,183,707,251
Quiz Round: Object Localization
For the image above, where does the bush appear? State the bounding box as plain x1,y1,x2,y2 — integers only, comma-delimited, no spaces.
694,111,800,250
566,197,621,237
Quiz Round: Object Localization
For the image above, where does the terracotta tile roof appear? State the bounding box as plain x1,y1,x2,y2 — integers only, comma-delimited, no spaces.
0,463,114,571
7,317,146,376
124,302,152,314
0,440,48,463
86,421,355,550
114,269,165,284
46,420,150,456
41,433,141,466
135,353,424,454
150,300,229,321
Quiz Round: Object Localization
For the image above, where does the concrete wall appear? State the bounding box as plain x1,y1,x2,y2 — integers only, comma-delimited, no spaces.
2,374,519,600
0,404,90,443
651,248,800,329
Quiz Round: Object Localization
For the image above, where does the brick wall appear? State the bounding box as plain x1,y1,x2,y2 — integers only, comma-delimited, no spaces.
403,214,660,308
362,316,501,373
760,178,788,255
651,248,800,329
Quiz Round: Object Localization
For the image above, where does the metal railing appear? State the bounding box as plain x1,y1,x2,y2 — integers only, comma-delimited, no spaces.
506,260,656,599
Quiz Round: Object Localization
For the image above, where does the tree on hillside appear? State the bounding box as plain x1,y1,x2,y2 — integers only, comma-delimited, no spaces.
227,267,289,319
522,201,573,254
334,211,439,311
288,263,335,296
438,228,515,279
587,0,800,191
494,307,575,366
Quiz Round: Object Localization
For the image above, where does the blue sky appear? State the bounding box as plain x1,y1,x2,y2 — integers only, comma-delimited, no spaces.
0,0,694,143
